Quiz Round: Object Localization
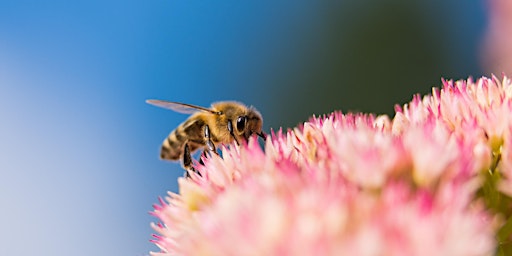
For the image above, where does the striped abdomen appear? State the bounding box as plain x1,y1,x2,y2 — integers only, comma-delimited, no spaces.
160,118,205,160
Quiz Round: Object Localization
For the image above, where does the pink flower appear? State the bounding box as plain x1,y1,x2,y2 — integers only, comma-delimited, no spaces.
481,0,512,75
149,76,512,255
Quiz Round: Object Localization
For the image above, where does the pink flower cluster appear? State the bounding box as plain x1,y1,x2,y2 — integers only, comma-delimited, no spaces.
150,76,512,256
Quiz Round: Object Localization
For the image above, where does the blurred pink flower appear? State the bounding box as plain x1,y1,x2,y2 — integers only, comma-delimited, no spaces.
149,76,512,255
481,0,512,75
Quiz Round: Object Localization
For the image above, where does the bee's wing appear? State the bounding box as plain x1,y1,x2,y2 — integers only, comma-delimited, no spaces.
146,99,220,115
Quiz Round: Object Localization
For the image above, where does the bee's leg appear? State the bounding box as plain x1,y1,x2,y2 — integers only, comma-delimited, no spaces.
182,143,200,177
204,125,220,155
199,150,208,166
226,120,240,145
257,131,267,141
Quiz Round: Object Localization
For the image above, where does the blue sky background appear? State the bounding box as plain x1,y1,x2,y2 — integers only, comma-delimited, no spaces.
0,1,486,255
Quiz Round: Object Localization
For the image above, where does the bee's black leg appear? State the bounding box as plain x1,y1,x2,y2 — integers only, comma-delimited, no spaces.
257,131,267,141
199,150,208,166
227,120,240,145
182,143,199,177
204,125,219,155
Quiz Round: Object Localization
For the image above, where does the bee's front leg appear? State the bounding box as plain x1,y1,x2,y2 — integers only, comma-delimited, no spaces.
182,143,199,178
227,120,240,145
204,125,219,155
199,150,208,166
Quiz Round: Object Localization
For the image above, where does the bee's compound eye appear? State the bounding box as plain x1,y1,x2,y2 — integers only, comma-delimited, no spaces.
236,116,247,132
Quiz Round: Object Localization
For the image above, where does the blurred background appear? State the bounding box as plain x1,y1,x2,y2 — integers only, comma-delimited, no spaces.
1,0,507,255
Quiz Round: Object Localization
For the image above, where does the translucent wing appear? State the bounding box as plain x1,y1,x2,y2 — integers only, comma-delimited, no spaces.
146,99,220,115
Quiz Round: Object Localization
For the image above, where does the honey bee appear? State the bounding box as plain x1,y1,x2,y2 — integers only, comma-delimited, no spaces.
146,100,266,174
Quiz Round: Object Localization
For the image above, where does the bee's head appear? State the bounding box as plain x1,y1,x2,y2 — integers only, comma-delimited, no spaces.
237,107,265,141
214,101,266,143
